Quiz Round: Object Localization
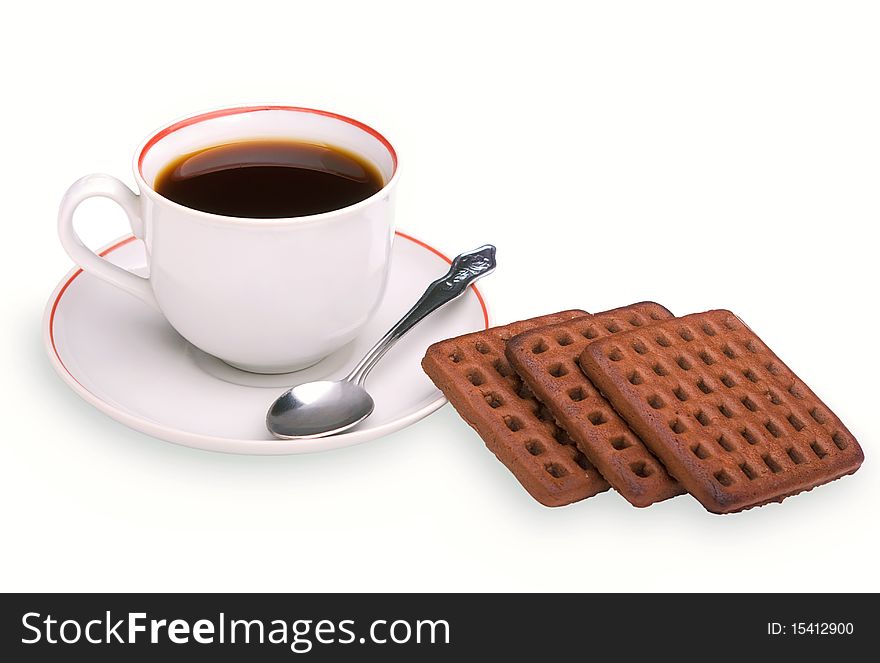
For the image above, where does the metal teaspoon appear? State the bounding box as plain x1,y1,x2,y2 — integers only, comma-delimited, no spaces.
266,244,496,440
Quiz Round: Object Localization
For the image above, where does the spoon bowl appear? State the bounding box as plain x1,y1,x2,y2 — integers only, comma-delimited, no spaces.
267,380,375,439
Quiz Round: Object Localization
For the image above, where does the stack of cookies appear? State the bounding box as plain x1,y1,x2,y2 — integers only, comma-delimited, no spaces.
421,303,864,513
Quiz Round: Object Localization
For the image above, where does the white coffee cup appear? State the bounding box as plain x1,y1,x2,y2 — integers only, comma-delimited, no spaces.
58,105,399,373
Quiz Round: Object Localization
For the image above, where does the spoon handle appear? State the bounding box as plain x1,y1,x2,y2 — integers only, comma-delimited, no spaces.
345,244,496,385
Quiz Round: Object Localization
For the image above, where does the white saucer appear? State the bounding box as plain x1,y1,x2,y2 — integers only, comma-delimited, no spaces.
43,231,489,454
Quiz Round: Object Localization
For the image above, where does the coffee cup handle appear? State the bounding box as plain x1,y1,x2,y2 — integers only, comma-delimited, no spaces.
57,174,159,310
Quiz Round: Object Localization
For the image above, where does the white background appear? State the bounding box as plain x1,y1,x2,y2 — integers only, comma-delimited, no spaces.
2,0,877,592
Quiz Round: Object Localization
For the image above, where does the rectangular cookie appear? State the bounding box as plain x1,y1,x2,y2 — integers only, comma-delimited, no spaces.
505,302,684,507
422,311,610,507
578,309,864,513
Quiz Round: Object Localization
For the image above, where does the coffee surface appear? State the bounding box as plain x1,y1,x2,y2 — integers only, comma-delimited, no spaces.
155,140,384,218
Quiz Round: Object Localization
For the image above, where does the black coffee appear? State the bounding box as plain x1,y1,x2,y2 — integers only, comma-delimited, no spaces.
154,139,384,218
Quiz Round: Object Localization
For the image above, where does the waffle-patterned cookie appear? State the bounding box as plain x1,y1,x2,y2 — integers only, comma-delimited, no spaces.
422,311,610,507
579,310,864,513
506,302,684,507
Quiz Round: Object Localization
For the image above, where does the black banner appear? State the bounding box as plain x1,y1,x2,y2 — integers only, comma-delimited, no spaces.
0,593,871,660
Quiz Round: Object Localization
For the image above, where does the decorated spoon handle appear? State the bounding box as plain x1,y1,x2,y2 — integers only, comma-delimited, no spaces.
345,244,496,385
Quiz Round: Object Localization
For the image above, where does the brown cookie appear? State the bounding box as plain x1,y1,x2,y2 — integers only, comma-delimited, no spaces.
505,302,684,507
579,310,864,513
422,311,610,507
